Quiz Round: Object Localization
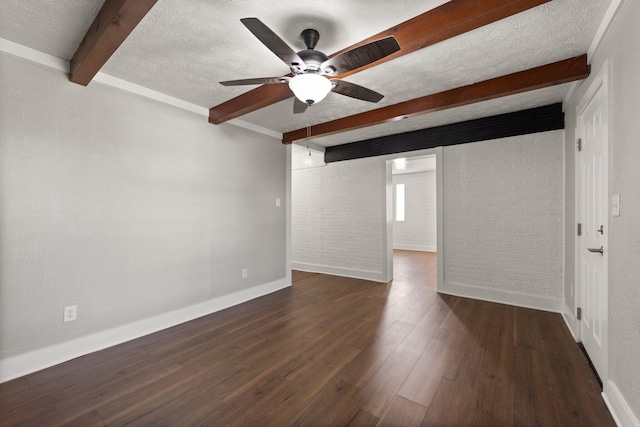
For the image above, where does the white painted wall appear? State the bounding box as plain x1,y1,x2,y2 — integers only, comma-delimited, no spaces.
441,131,564,311
564,1,640,424
392,171,437,252
292,131,563,312
291,156,390,282
0,52,288,380
291,143,325,170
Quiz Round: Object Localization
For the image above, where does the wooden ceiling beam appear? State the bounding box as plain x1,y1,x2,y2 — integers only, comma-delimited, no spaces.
209,0,552,124
70,0,158,86
282,54,589,144
208,84,293,124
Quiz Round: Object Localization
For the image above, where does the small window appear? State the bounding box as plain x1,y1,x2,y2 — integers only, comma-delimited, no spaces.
395,184,405,222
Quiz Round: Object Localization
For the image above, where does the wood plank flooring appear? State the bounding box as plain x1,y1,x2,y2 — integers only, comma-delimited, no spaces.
0,250,615,426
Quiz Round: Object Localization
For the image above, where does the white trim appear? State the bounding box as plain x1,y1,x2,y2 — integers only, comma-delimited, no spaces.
0,38,282,139
577,60,609,115
574,118,581,341
0,278,290,383
375,147,442,289
561,301,579,341
92,72,209,116
285,145,293,291
229,118,282,140
588,0,625,61
291,262,388,283
0,37,68,72
393,244,436,252
436,146,444,292
603,381,640,427
383,161,394,282
441,281,563,313
563,81,580,109
575,57,611,387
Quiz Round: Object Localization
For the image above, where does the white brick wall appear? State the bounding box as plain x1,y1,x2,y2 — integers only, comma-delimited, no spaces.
292,131,564,308
292,157,387,281
392,171,437,251
443,131,564,303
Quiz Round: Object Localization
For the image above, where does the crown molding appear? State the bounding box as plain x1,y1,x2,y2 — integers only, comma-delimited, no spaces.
588,0,625,60
0,38,282,139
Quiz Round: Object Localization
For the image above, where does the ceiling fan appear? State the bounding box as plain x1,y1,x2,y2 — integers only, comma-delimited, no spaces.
220,18,401,114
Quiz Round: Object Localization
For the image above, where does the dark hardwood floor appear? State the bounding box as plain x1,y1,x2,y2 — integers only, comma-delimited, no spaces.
0,250,614,426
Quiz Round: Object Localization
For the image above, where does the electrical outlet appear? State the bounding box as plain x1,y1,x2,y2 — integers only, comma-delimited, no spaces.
242,268,248,279
64,305,77,322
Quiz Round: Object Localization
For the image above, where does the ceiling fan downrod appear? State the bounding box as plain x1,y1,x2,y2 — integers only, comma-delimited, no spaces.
301,28,320,50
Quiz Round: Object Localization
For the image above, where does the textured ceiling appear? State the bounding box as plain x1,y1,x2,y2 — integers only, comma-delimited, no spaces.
0,0,612,147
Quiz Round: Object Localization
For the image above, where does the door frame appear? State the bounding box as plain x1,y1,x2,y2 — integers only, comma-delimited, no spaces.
384,147,443,289
574,58,610,384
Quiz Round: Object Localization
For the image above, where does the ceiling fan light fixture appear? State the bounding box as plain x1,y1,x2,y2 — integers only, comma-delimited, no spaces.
289,74,332,106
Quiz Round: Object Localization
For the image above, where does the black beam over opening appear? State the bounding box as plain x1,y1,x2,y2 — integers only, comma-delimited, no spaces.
324,103,564,163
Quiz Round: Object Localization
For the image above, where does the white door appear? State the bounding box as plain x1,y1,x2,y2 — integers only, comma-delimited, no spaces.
577,73,608,382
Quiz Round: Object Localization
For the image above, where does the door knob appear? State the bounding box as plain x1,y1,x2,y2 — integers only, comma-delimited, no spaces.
588,246,604,255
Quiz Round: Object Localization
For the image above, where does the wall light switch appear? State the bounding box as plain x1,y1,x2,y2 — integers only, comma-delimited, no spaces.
242,268,248,279
612,194,620,217
276,198,281,207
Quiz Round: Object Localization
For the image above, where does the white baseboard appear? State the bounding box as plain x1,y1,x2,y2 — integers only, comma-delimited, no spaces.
292,262,387,283
0,278,291,383
393,244,437,252
441,281,563,313
603,381,640,427
561,301,579,340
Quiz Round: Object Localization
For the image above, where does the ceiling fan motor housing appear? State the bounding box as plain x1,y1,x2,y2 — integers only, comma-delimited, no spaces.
295,49,329,74
291,28,338,76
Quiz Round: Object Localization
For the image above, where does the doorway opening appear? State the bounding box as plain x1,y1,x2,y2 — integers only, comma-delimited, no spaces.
386,150,442,289
391,156,437,252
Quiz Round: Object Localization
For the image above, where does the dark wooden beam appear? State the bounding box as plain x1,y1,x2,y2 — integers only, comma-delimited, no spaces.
209,84,293,124
209,0,552,124
331,0,552,80
70,0,158,86
282,54,589,144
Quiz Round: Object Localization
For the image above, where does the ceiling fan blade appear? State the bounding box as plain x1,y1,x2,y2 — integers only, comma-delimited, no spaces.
331,79,384,103
241,18,307,71
220,76,290,86
321,36,400,75
293,98,308,114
